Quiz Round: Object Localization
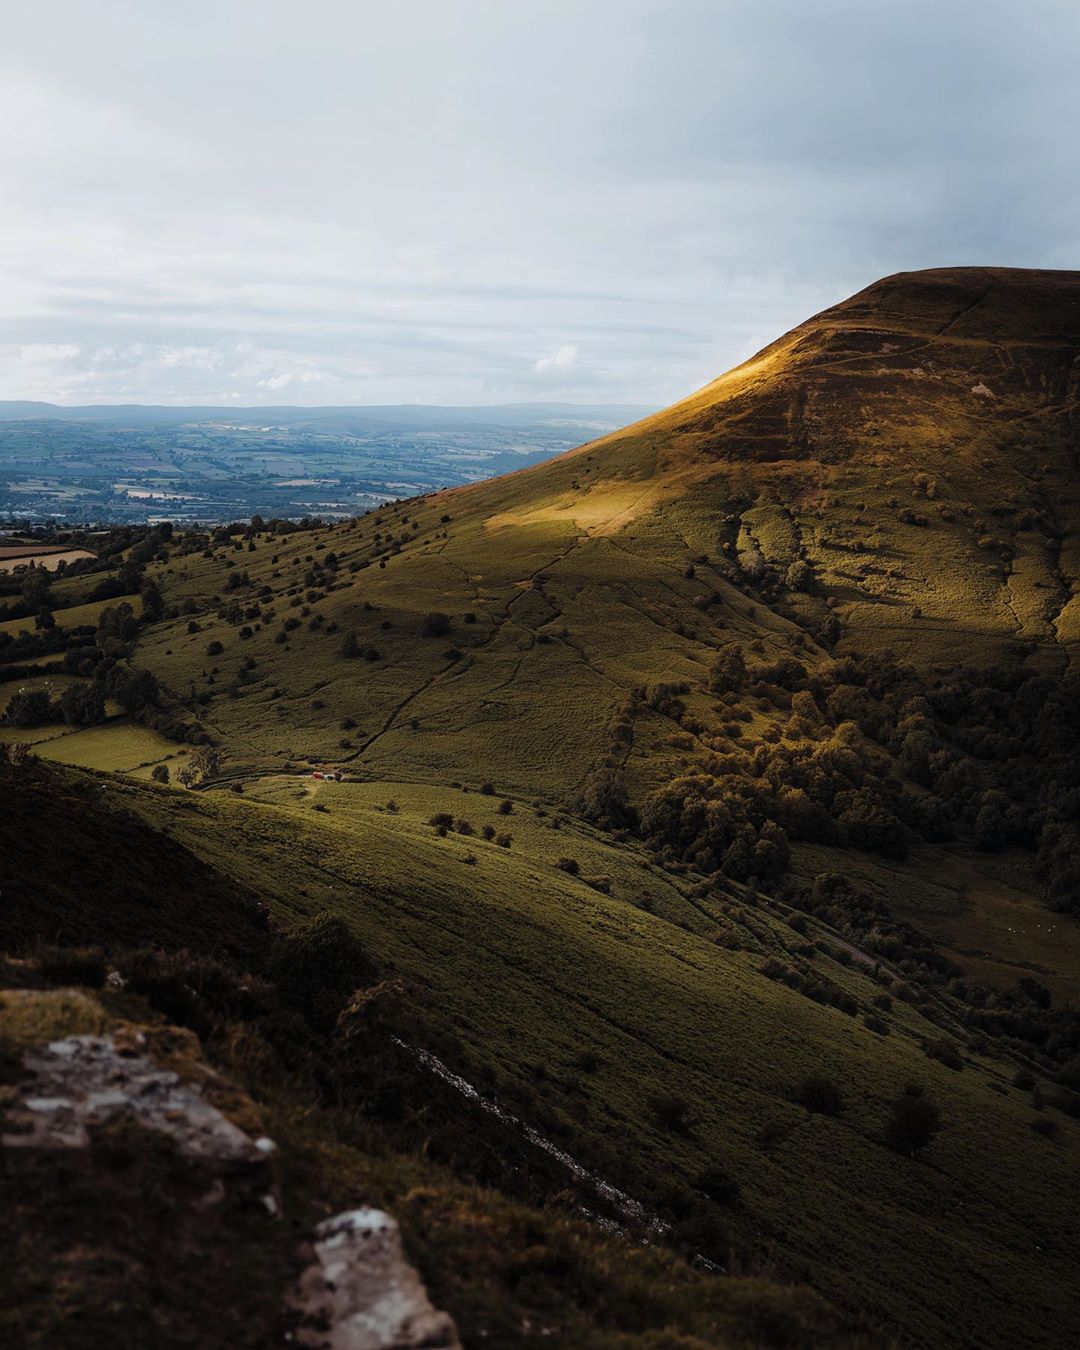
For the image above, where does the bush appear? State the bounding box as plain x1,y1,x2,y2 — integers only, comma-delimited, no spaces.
1031,1117,1058,1138
206,640,224,656
556,857,580,875
694,1164,741,1206
792,1075,843,1115
884,1089,941,1156
419,611,451,637
922,1037,963,1071
35,945,106,988
151,764,170,784
268,913,378,1032
649,1094,693,1134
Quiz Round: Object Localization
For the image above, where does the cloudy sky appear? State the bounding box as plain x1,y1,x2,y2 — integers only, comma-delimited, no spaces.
1,0,1078,406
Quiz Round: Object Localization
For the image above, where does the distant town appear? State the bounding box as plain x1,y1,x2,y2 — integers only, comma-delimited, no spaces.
0,401,652,527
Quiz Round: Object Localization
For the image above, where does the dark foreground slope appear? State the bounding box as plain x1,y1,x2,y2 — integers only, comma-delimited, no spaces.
2,755,880,1350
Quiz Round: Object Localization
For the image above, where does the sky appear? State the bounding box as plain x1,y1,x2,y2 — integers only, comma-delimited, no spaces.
1,0,1078,407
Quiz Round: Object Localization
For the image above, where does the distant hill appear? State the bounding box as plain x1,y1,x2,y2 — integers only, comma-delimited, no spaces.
0,400,657,428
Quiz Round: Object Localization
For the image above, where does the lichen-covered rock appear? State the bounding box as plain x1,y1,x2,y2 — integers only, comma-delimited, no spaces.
2,1028,276,1172
291,1208,461,1349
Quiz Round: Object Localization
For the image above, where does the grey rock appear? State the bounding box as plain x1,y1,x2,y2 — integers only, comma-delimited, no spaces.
291,1207,461,1349
1,1033,271,1169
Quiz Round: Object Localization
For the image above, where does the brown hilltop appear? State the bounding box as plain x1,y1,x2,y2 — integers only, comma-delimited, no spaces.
438,266,1080,668
133,267,1080,796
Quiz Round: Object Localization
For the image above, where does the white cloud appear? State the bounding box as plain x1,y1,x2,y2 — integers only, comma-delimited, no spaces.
0,3,1076,404
534,344,578,376
16,343,80,363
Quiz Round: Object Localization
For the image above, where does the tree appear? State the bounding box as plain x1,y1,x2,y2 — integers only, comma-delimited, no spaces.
151,764,170,784
710,644,746,694
176,744,222,787
59,682,105,728
785,559,815,593
189,744,223,780
3,688,54,727
574,764,635,830
884,1088,941,1156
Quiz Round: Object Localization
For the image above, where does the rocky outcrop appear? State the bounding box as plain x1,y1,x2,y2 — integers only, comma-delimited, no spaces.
2,1029,277,1171
290,1208,461,1350
1,991,459,1348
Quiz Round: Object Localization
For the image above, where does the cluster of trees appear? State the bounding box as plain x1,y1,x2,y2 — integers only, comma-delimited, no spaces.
2,681,105,729
0,593,207,746
783,871,1080,1090
635,645,1080,911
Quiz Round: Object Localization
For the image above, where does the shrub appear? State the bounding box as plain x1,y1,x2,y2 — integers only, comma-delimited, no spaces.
792,1075,843,1115
419,611,451,637
35,946,106,988
556,857,580,875
884,1088,941,1156
498,798,514,815
1031,1117,1058,1138
206,640,224,656
268,913,377,1032
922,1037,963,1071
694,1165,741,1206
151,764,170,784
650,1094,693,1134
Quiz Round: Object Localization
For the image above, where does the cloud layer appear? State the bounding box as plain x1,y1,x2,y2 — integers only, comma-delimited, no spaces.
0,0,1077,406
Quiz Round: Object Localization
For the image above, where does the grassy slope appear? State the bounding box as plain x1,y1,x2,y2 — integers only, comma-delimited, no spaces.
107,770,1078,1350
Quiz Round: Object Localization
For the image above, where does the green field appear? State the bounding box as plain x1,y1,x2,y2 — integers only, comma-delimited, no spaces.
0,592,142,639
30,719,182,774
